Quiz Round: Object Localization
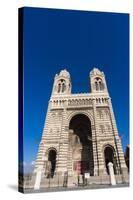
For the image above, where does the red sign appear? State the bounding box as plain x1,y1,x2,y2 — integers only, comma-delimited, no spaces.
73,161,87,174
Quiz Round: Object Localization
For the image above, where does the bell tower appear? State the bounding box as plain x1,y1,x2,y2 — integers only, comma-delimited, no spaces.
90,68,108,93
52,69,71,96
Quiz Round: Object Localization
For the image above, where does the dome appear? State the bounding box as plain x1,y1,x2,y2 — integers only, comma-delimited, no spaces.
59,69,70,78
90,68,104,76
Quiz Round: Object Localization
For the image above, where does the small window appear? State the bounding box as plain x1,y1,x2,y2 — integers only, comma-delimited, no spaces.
58,83,61,93
62,82,66,92
57,79,66,93
94,77,104,91
95,81,99,91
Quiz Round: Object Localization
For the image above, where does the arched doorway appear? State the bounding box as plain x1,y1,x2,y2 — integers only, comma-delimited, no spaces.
104,145,116,175
69,114,94,176
47,149,57,178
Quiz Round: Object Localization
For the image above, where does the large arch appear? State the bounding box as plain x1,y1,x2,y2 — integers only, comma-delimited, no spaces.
67,110,94,126
69,114,94,176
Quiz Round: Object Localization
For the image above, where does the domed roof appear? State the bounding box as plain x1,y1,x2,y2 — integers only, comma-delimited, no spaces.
90,68,104,76
59,69,70,78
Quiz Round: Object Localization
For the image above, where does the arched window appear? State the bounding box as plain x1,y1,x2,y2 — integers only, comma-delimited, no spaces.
62,82,66,92
58,83,61,93
99,82,102,90
94,77,104,91
57,79,66,93
99,81,104,90
95,81,99,91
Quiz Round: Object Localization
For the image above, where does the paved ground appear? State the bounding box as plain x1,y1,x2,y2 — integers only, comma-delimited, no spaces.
21,183,129,194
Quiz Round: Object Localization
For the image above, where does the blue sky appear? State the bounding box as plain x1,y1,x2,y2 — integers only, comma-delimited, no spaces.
22,7,129,170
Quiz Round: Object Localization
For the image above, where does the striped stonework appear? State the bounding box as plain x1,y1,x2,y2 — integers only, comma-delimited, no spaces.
34,68,128,188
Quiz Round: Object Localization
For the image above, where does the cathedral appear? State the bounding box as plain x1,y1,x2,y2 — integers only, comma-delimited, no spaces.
33,68,129,189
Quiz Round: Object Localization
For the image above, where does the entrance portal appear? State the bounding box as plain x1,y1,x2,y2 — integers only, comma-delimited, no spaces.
69,114,94,176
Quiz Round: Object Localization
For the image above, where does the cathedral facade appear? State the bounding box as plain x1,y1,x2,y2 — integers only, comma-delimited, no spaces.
34,68,128,189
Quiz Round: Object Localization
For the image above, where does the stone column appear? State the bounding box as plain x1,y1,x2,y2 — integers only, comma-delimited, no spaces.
108,162,116,185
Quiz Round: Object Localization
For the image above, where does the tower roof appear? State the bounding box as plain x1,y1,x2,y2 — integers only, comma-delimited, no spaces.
90,68,104,76
59,69,70,78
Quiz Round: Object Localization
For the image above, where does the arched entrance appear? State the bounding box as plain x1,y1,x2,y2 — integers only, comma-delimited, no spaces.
69,114,94,176
104,145,116,175
47,149,57,178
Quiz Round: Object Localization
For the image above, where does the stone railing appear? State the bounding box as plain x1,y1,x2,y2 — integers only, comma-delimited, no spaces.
50,98,93,108
95,97,109,105
50,97,109,109
68,98,92,107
